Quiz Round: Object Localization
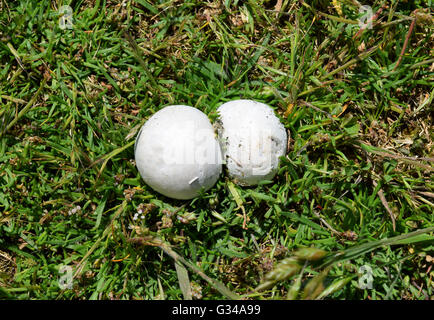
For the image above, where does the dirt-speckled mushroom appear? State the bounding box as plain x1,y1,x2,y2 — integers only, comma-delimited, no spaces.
216,99,287,186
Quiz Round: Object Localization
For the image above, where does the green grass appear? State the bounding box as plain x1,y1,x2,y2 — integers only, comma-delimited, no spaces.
0,0,433,300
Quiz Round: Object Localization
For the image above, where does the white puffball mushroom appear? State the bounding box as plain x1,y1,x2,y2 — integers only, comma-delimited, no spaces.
135,105,222,200
216,99,287,186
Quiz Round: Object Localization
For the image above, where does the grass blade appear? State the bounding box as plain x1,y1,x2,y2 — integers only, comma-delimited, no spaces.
174,261,192,300
316,276,354,300
319,227,434,269
0,78,47,138
128,236,240,300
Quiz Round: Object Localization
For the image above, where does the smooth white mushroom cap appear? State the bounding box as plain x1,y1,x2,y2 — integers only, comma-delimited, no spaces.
216,99,287,186
135,105,222,200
